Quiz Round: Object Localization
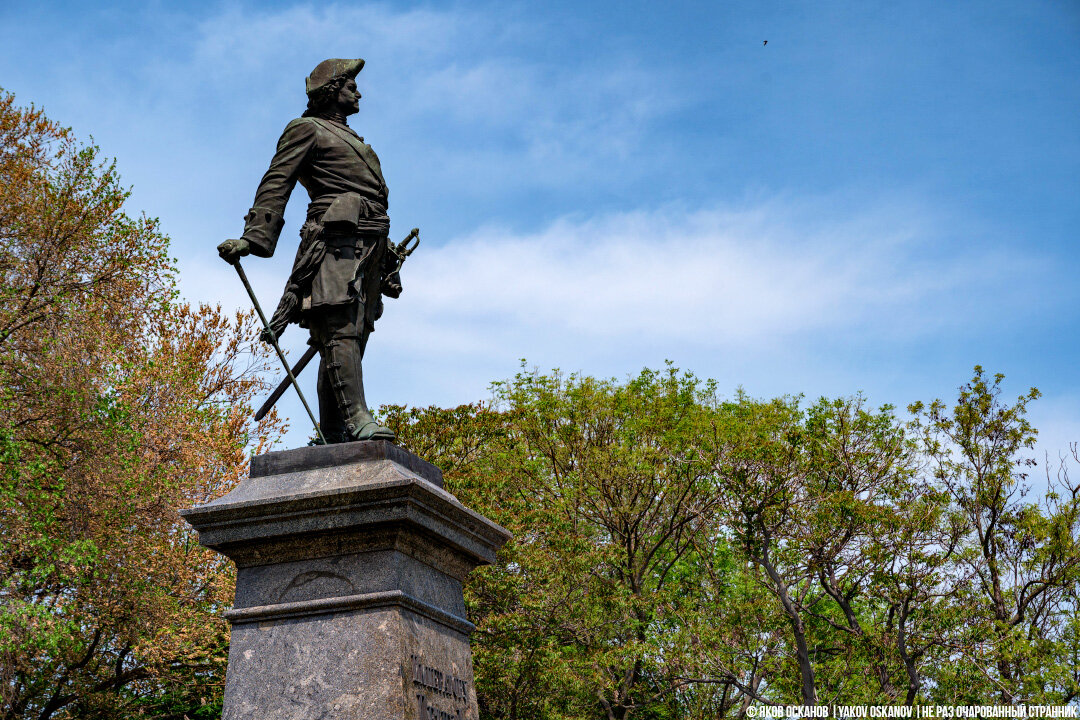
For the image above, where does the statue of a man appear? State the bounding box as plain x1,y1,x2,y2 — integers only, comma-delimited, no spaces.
217,58,399,443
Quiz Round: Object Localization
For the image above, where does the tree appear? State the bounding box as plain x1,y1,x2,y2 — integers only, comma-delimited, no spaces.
709,394,925,706
910,367,1080,703
389,366,731,720
0,90,281,719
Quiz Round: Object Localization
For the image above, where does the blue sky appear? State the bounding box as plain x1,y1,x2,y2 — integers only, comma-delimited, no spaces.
1,0,1078,454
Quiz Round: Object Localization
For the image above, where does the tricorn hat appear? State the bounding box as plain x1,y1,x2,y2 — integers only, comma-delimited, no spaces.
305,58,365,95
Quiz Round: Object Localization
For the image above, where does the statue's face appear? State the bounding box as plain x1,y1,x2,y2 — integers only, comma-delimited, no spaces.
336,79,361,116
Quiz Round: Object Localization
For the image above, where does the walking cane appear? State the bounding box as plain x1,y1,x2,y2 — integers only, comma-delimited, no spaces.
232,259,326,445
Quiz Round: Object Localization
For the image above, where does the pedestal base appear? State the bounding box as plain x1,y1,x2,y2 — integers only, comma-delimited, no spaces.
180,441,510,720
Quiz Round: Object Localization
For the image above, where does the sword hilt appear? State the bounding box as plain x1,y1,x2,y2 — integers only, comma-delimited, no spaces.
398,227,420,257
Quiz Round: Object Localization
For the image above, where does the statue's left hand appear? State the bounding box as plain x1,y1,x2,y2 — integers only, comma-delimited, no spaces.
217,238,250,264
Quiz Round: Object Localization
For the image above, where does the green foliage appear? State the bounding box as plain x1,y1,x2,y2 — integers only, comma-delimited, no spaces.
387,364,1080,718
390,365,729,720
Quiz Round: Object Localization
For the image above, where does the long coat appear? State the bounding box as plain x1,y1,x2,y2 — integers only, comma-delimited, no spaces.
239,115,394,334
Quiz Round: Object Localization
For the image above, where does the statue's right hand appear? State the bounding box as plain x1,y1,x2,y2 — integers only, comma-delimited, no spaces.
217,238,250,264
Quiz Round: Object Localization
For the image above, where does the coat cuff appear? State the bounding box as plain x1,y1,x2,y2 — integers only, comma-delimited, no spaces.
240,207,285,258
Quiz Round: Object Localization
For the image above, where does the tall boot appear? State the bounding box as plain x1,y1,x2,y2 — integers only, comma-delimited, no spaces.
310,305,395,443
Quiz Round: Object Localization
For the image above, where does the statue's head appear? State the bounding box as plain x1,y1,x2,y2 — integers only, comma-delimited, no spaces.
304,58,365,117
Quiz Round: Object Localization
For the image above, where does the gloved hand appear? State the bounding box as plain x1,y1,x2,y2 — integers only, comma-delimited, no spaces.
217,238,250,264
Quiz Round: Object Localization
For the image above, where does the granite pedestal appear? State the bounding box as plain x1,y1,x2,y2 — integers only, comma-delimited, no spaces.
180,441,511,720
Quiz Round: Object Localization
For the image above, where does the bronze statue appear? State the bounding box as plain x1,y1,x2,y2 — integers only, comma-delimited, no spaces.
218,58,412,444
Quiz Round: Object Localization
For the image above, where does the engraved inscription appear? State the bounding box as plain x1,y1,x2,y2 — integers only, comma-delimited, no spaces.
411,655,468,701
410,654,469,720
413,695,462,720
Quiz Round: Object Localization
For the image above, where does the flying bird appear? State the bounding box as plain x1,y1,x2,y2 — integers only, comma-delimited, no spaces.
763,40,768,46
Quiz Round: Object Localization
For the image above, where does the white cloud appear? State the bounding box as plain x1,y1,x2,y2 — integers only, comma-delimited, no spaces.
376,197,1038,360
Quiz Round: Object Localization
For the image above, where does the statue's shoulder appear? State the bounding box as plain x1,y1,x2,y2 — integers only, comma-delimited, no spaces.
279,116,321,139
272,117,330,144
271,117,323,152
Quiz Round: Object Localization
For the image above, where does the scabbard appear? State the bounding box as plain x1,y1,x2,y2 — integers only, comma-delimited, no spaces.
254,345,319,422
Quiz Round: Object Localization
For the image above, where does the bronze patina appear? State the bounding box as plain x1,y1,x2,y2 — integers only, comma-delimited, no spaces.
218,58,413,444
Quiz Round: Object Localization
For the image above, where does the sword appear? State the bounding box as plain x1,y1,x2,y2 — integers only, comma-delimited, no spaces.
231,259,326,444
254,345,318,422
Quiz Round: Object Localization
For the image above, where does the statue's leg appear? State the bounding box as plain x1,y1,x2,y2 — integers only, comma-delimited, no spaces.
309,302,395,443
